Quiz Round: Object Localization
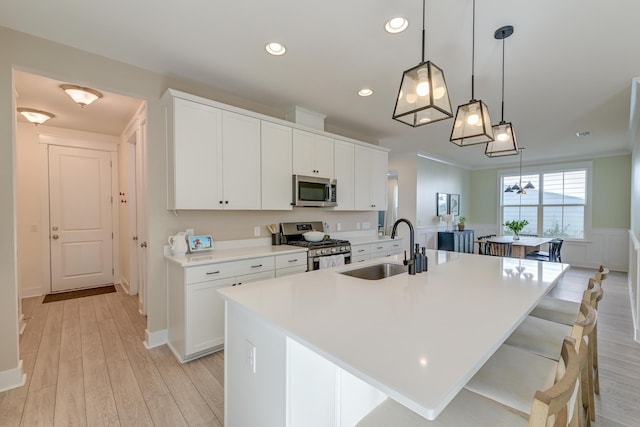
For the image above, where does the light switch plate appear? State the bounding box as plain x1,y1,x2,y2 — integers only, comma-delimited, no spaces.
254,226,260,237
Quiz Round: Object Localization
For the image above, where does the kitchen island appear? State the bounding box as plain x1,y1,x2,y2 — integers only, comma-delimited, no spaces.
218,250,569,426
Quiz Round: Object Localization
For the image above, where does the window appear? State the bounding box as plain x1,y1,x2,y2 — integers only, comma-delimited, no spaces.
500,166,588,239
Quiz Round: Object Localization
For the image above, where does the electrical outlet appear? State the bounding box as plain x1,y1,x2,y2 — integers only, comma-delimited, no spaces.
254,226,260,237
245,340,256,374
336,223,341,231
362,222,370,229
356,222,361,230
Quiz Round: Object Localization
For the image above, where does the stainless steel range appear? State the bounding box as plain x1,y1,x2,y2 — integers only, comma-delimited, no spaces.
281,221,351,271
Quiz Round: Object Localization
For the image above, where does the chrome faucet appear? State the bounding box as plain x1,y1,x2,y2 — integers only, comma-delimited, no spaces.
391,218,416,275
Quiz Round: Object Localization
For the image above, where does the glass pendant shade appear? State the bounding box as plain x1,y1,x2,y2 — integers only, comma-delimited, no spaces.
486,121,518,157
511,183,521,191
17,108,54,125
524,181,535,190
450,99,493,146
393,61,453,126
504,185,513,193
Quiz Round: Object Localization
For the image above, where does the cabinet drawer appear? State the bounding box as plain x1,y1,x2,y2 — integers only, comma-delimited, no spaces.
372,240,402,254
351,255,370,263
351,244,371,257
275,252,307,269
185,256,275,284
234,270,275,286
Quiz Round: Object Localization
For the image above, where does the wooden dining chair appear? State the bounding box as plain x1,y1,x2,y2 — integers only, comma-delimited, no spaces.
486,241,513,257
356,337,583,427
590,265,608,395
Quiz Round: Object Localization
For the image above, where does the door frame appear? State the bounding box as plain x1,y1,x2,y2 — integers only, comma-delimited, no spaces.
38,130,119,296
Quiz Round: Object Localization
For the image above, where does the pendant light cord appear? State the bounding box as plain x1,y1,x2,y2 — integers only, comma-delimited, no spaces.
500,35,505,122
471,0,476,99
421,0,426,63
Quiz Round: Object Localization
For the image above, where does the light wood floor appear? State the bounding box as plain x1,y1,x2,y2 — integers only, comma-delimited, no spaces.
0,267,638,426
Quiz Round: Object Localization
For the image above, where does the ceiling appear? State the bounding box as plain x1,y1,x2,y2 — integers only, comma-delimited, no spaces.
3,0,639,169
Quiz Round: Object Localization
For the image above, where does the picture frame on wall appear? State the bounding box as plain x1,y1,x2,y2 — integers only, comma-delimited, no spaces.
448,194,460,216
437,193,449,216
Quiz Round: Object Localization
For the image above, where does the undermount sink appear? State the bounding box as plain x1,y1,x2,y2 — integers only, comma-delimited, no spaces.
339,263,407,280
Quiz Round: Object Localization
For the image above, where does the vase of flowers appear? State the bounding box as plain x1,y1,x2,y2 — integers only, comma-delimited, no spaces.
503,219,529,240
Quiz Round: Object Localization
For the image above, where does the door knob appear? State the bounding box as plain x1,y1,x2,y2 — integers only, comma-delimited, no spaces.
133,236,138,241
52,226,59,231
140,242,147,248
52,234,59,239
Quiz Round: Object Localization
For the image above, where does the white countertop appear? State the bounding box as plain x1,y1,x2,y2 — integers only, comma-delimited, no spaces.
165,245,307,267
218,250,569,420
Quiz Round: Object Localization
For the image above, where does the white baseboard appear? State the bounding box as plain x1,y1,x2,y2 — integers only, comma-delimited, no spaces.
19,314,26,335
0,360,26,393
144,328,168,349
120,277,131,295
21,286,43,299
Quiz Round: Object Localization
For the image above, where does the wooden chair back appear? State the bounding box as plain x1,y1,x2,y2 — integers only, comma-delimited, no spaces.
528,337,583,427
594,265,609,284
487,241,513,257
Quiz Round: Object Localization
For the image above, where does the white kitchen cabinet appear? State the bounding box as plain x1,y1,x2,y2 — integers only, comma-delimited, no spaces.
354,145,388,211
168,256,276,362
167,97,223,209
333,140,355,210
222,110,261,209
292,129,334,178
275,252,307,277
350,239,403,263
164,92,261,210
261,121,293,210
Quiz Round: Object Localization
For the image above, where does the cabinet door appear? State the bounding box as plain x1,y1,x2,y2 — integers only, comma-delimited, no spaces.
354,145,373,210
333,140,354,210
292,129,334,178
370,149,388,210
261,121,293,210
185,277,234,356
222,111,261,209
292,129,315,176
172,98,223,209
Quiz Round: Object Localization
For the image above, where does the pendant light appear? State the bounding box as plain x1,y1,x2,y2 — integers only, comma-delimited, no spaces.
516,147,528,195
450,0,493,146
485,25,518,157
392,0,452,127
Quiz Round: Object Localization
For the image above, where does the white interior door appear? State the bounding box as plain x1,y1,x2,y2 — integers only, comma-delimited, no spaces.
126,138,138,295
136,117,148,314
49,145,114,292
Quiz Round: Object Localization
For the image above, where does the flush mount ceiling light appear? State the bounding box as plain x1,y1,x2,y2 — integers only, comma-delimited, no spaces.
358,88,373,97
486,25,519,158
385,17,409,34
265,42,286,56
392,0,452,127
450,0,493,146
60,84,103,107
17,108,55,125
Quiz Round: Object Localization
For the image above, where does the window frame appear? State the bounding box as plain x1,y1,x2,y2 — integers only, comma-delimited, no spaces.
497,161,592,241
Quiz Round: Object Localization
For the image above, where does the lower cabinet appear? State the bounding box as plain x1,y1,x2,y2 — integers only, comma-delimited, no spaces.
351,239,403,263
168,259,276,363
168,251,306,363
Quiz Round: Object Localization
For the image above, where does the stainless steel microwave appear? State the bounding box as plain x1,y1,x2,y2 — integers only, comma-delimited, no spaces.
292,175,337,207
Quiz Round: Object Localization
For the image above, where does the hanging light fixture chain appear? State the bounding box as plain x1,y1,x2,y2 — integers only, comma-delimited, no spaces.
500,35,505,122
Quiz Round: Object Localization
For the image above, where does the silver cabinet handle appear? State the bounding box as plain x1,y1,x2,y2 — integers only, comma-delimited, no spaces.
357,249,366,253
288,259,298,263
251,264,263,268
206,271,220,275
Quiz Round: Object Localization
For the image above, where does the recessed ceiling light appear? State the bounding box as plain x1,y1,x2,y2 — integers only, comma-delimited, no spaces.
358,88,373,97
576,131,591,137
265,42,286,56
385,17,408,34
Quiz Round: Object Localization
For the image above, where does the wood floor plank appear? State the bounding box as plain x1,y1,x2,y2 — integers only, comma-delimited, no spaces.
79,297,112,392
54,357,87,427
0,350,36,427
93,295,128,363
59,299,82,362
181,358,225,424
20,384,56,427
84,385,120,427
105,358,154,427
29,301,63,392
145,393,189,427
149,346,220,427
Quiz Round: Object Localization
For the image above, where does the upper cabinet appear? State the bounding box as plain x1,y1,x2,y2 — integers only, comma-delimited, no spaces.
261,121,293,210
292,129,334,179
167,97,223,210
165,93,260,210
333,140,355,210
164,89,389,212
354,145,388,210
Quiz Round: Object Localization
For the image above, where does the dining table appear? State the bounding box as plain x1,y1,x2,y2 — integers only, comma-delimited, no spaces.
484,235,555,259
